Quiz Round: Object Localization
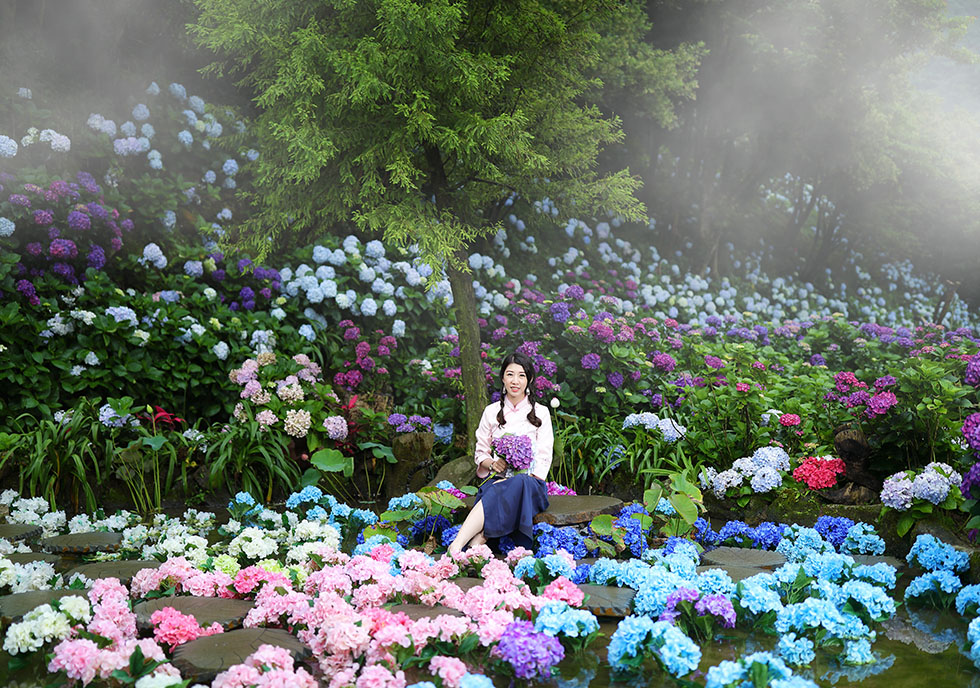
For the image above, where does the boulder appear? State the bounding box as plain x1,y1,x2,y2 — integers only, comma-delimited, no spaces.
134,597,255,631
172,628,310,683
40,531,122,554
430,456,477,489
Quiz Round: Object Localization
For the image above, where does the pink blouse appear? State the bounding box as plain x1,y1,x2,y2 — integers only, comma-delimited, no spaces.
474,396,554,480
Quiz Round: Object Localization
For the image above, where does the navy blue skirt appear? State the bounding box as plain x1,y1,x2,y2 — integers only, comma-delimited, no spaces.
475,474,549,550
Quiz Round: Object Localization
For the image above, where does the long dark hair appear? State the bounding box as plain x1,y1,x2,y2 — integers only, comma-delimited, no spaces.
496,351,542,428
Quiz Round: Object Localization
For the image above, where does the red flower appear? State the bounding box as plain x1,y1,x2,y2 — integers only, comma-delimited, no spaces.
793,456,846,490
779,413,801,427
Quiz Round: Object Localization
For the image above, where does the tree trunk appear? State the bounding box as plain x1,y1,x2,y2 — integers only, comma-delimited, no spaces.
446,256,487,455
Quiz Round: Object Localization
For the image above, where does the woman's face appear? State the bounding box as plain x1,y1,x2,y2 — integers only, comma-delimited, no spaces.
502,362,529,402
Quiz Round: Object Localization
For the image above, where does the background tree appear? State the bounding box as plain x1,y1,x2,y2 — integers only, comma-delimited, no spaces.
189,0,701,447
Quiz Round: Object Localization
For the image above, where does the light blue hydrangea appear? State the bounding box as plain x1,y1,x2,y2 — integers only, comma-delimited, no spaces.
222,158,239,176
841,523,885,556
0,133,21,158
162,210,177,230
203,170,217,184
246,148,260,161
138,243,167,269
906,534,969,573
298,324,315,342
184,260,204,278
904,570,963,601
169,82,187,99
177,130,193,146
188,95,206,114
360,297,378,317
213,342,229,360
132,103,150,121
777,632,815,666
392,319,406,337
312,245,330,263
146,81,160,95
0,217,14,237
120,120,137,137
382,299,397,317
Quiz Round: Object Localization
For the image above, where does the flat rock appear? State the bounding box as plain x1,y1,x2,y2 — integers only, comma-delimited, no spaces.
0,588,91,622
386,603,464,620
134,597,255,631
697,564,773,583
5,552,61,566
851,554,904,570
0,524,43,542
452,577,484,593
700,546,786,569
67,560,161,585
40,531,122,554
461,495,624,527
578,584,636,617
172,628,310,683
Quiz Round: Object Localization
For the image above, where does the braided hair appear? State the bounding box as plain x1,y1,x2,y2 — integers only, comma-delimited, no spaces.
496,351,542,428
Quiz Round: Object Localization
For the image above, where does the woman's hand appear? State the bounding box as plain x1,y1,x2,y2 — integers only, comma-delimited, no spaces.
490,458,507,473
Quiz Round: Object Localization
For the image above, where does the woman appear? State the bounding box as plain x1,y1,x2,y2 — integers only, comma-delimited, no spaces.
448,351,553,554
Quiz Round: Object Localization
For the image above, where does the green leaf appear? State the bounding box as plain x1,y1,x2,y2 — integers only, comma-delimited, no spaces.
897,513,916,537
668,492,698,525
590,514,615,536
311,448,353,476
141,435,167,451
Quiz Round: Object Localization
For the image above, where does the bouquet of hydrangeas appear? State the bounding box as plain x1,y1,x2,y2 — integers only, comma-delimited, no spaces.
701,446,790,506
882,463,963,536
492,434,535,472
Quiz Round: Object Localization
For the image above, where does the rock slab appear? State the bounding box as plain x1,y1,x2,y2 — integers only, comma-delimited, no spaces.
66,559,161,585
700,546,786,569
461,494,624,526
0,524,42,542
578,584,636,617
6,552,61,566
696,564,769,584
386,603,464,620
0,588,91,622
172,628,310,683
134,597,255,631
41,531,122,554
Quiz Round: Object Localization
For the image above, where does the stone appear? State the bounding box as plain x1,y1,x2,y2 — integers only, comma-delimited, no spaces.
5,552,61,566
66,560,161,585
460,494,624,527
387,432,436,501
430,456,477,488
696,565,771,583
451,577,484,593
700,547,786,569
386,603,464,620
134,597,255,631
577,584,635,617
0,589,91,622
0,524,42,542
40,531,122,554
850,554,904,570
172,628,310,683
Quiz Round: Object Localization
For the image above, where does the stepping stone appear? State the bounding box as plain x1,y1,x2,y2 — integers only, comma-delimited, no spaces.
578,584,636,617
0,524,43,542
40,531,122,554
6,552,61,566
0,588,91,622
134,597,255,631
696,565,770,584
851,554,904,570
452,577,484,592
461,495,624,527
700,547,786,569
386,603,464,620
66,560,160,585
172,628,310,683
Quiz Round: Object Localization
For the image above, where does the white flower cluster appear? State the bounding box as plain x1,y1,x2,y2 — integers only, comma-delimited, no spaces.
7,497,66,536
140,516,209,565
0,557,61,594
0,536,32,555
228,527,279,561
2,599,89,655
284,518,341,563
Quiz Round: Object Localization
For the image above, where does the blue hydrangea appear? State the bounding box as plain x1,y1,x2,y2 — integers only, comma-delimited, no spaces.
184,260,204,278
750,522,788,550
169,82,187,99
843,638,875,665
298,324,315,342
285,485,323,509
852,562,897,590
841,523,885,556
777,632,815,666
906,534,969,572
814,516,855,550
312,245,330,263
0,217,14,237
801,551,854,582
534,601,599,639
777,526,834,562
839,580,896,620
622,412,660,430
956,584,980,616
607,616,701,678
188,95,206,114
177,130,193,146
132,103,150,121
222,158,239,176
695,568,735,597
459,675,493,688
736,577,783,616
904,570,963,602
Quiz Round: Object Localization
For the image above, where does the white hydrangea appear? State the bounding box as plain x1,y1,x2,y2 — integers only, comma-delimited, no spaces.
228,527,278,561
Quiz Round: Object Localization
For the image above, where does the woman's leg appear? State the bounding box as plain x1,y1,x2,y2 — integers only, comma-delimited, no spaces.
449,500,485,555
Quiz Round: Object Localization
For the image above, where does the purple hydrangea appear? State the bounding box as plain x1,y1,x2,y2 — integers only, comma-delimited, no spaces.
549,301,571,323
33,209,53,225
563,284,585,300
49,238,78,259
66,210,91,231
961,462,980,499
964,414,980,454
881,472,914,511
865,391,898,417
704,355,725,369
493,620,564,680
87,245,106,270
695,593,737,628
607,371,625,389
581,352,601,370
493,434,535,471
650,352,677,373
874,375,897,390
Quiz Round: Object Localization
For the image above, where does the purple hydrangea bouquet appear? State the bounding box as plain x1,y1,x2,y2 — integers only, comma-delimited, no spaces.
492,434,535,473
659,587,737,641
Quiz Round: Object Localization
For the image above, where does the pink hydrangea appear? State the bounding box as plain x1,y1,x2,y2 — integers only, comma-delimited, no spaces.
150,606,224,651
541,576,585,607
430,655,468,688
